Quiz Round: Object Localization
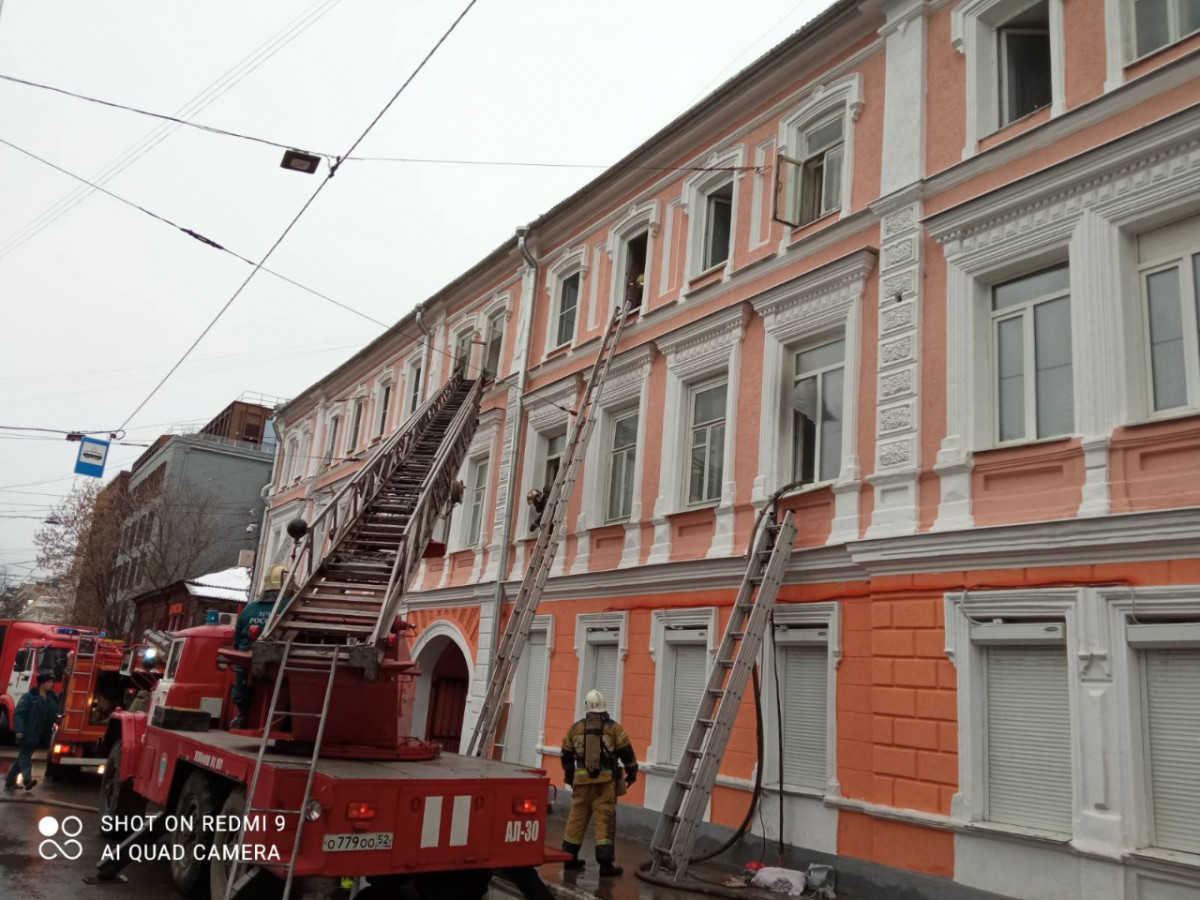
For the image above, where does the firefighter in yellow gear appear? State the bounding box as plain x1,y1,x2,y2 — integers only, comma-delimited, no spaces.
560,689,638,876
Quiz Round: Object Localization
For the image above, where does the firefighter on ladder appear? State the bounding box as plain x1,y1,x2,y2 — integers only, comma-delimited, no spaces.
559,689,638,876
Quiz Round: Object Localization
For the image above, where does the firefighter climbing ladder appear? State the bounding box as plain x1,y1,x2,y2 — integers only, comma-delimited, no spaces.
648,509,798,882
467,299,633,759
222,643,341,900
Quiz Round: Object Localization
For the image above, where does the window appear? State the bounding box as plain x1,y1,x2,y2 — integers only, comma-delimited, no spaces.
1133,0,1200,58
484,310,505,377
580,626,621,718
607,412,638,522
775,626,830,792
665,631,708,765
324,415,340,465
348,400,364,452
454,330,473,373
377,384,392,436
543,433,566,492
991,264,1073,443
407,362,423,416
555,274,580,348
792,339,845,485
507,628,549,767
465,459,489,546
976,626,1073,833
1138,216,1200,413
792,115,845,226
688,381,727,505
998,2,1052,126
285,437,299,482
1139,646,1200,853
702,183,734,271
623,231,649,313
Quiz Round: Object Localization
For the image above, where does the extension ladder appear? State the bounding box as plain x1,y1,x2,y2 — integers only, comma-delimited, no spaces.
222,643,342,900
258,370,483,677
467,300,633,758
648,510,798,881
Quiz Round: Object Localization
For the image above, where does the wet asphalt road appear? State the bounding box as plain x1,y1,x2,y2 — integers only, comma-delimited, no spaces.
0,752,725,900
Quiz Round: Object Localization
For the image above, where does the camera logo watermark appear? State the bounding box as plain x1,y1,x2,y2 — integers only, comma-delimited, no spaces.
38,815,84,861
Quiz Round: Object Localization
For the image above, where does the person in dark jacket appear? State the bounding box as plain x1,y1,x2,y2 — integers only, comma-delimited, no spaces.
230,565,288,727
4,673,59,791
559,690,638,876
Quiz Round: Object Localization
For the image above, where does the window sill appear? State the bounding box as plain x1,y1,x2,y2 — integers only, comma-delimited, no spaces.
690,261,728,282
963,820,1071,846
985,103,1053,142
544,343,571,362
764,782,828,801
1121,408,1200,431
1129,847,1200,872
1124,28,1200,69
680,499,721,513
981,433,1075,455
788,208,840,236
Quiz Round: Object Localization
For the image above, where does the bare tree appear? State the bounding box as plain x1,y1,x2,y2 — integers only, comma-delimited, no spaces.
0,567,25,618
34,476,227,632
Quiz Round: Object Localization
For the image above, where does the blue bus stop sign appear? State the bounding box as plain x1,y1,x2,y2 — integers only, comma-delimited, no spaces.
74,436,110,478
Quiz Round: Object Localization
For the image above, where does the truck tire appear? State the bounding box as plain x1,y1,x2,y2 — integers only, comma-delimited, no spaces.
170,771,224,898
99,741,145,834
0,708,10,745
209,788,279,900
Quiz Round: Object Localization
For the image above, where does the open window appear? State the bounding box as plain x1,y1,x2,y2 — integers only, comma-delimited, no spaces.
623,231,649,314
774,114,845,228
406,361,424,417
484,310,505,378
998,1,1052,126
702,184,734,271
323,414,341,466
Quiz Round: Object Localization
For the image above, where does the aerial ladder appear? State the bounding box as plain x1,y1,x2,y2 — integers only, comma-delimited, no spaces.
467,299,633,758
227,364,484,900
647,504,797,882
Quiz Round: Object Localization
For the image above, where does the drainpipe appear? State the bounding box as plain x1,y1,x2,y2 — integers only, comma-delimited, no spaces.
487,226,537,694
414,301,431,403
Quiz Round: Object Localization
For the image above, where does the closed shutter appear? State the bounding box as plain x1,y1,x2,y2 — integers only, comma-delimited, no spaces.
780,645,828,792
1144,648,1200,854
514,632,548,767
985,645,1073,833
669,644,708,765
592,643,619,715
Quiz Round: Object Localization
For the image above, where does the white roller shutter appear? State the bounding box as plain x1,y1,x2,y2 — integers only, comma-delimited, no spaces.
780,645,828,792
669,644,708,765
1143,648,1200,854
514,632,548,767
984,645,1073,833
591,643,619,715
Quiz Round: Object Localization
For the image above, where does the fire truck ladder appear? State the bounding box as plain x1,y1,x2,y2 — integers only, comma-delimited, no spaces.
60,636,98,735
647,509,797,882
257,369,484,676
467,300,633,759
222,642,342,900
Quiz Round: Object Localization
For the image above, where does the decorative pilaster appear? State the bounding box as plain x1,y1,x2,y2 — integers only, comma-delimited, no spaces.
866,198,923,538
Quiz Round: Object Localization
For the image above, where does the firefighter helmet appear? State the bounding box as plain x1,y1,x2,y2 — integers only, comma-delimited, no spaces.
584,689,607,713
263,564,288,591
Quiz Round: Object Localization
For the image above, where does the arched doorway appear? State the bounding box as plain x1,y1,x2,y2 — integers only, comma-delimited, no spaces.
412,633,470,752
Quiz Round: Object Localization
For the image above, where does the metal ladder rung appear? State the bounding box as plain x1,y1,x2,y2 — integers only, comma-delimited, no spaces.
250,807,301,816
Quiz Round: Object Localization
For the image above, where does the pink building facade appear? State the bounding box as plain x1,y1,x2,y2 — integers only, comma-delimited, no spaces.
262,2,1200,897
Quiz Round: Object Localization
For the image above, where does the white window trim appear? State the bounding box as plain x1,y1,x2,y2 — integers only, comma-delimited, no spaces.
544,245,590,354
297,423,314,479
405,355,425,419
482,294,512,378
930,114,1200,531
502,614,554,765
648,304,750,563
776,73,863,228
372,371,395,439
761,601,842,798
606,200,661,316
951,0,1066,159
1137,221,1200,419
451,315,480,376
284,436,300,484
323,402,346,466
573,611,629,720
945,588,1086,841
572,344,656,574
648,607,718,769
1098,585,1200,862
685,376,730,509
752,249,872,544
345,388,368,456
682,145,746,285
1110,0,1200,78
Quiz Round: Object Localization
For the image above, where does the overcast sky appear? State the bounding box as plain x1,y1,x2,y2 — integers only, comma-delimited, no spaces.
0,0,832,580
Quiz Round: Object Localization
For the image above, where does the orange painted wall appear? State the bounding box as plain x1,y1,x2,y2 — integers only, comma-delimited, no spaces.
838,811,954,879
1109,415,1200,513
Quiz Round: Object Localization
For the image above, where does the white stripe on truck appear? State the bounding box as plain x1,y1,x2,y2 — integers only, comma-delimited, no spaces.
449,795,471,847
420,796,443,848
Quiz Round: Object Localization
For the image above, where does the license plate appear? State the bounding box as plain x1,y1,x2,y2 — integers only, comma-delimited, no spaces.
322,832,394,852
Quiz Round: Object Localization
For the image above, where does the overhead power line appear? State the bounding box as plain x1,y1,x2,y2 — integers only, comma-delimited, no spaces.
0,73,756,176
112,0,483,433
0,0,348,262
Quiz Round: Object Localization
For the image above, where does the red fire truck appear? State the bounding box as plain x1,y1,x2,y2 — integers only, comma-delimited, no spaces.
0,621,94,739
96,620,561,899
44,633,155,775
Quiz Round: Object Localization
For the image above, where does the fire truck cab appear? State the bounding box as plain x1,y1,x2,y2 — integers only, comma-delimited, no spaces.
98,622,560,899
0,621,89,740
